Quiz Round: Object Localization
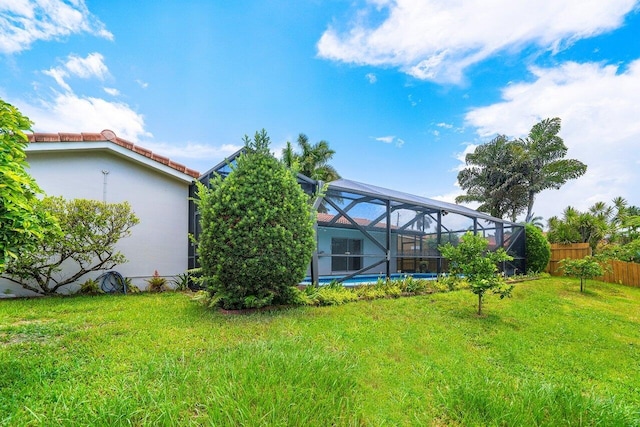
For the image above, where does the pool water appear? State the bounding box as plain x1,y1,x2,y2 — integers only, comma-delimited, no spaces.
300,272,438,286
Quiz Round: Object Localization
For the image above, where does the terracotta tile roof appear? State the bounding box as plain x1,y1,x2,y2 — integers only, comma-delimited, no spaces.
317,212,391,229
28,130,200,178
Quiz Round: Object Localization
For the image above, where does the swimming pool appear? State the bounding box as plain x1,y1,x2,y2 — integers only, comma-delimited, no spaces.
300,272,438,286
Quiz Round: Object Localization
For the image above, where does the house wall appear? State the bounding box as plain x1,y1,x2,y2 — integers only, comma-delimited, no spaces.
1,149,191,295
316,226,398,276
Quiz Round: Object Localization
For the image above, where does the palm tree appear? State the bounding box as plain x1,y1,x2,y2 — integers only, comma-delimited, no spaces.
547,205,608,251
526,213,544,230
282,133,340,182
456,135,528,221
518,118,587,222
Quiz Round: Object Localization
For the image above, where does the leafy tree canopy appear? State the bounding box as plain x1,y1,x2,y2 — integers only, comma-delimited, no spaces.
439,232,513,315
0,98,59,272
456,118,587,222
547,197,637,252
456,135,528,221
560,256,605,292
2,197,139,295
281,133,340,182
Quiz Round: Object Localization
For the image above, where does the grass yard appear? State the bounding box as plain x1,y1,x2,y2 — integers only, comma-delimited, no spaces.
1,277,639,426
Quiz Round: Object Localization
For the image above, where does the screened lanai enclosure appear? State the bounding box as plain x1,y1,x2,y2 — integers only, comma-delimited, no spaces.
189,150,526,284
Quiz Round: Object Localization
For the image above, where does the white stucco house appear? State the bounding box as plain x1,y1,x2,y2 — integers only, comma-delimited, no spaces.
1,130,527,296
0,130,199,296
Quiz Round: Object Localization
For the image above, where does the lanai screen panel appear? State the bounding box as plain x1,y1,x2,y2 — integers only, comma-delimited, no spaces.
317,179,526,281
503,223,526,274
317,189,391,277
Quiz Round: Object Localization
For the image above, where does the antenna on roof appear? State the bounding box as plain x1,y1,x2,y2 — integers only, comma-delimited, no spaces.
102,170,109,203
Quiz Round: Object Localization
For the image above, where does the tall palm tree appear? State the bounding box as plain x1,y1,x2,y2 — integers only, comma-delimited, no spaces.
456,135,528,221
518,118,587,222
282,133,340,182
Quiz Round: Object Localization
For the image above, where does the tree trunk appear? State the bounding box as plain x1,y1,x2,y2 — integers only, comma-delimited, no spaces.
478,293,483,315
580,278,584,292
526,192,536,223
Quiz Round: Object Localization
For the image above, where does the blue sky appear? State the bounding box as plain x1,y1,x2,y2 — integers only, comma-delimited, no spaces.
1,0,639,223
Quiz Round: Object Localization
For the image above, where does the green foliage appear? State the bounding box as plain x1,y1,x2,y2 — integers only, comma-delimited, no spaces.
1,197,139,294
146,270,168,292
0,98,59,272
77,278,103,295
599,240,640,263
548,205,609,251
124,277,140,293
439,231,514,315
171,272,190,291
281,133,340,181
295,277,440,306
456,134,528,221
197,130,316,309
304,282,360,306
456,117,587,221
525,223,551,273
560,256,605,292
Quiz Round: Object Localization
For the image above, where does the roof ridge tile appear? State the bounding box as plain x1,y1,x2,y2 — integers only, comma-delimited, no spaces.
28,130,200,179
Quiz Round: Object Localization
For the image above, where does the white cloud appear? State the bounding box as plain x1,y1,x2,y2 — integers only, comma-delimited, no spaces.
365,72,377,83
103,87,120,96
43,52,109,91
436,122,453,129
141,141,242,162
0,0,112,54
139,141,243,174
375,135,404,147
317,0,637,83
17,92,149,142
65,52,108,79
42,66,71,92
375,135,395,143
453,143,477,172
136,79,149,89
464,60,640,221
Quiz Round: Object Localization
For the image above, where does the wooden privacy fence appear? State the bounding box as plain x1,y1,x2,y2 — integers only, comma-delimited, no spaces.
546,242,640,287
546,243,591,275
599,259,640,287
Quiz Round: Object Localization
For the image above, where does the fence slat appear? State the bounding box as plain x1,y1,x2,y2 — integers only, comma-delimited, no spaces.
546,243,591,276
546,243,640,287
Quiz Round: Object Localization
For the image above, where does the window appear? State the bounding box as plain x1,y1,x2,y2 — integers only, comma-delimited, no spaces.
331,238,362,272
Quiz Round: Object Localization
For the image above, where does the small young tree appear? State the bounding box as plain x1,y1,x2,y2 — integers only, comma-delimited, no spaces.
2,197,139,295
197,129,315,309
439,232,514,315
525,223,551,273
0,98,58,272
559,256,604,292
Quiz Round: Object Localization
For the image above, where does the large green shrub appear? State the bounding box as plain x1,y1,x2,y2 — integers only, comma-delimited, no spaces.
525,223,551,273
197,130,315,309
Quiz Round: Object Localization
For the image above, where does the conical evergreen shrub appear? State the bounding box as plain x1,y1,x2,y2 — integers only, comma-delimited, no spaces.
197,130,315,309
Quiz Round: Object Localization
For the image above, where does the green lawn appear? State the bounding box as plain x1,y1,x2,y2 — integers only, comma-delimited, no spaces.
1,278,639,426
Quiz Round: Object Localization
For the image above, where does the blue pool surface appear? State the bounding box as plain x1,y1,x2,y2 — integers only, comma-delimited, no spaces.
300,272,437,286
